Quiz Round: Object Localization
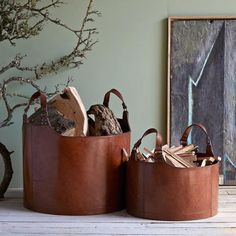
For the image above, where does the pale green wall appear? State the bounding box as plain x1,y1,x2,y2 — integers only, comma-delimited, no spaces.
0,0,236,188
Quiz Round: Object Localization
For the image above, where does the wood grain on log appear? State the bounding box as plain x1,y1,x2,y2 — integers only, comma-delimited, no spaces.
50,87,88,136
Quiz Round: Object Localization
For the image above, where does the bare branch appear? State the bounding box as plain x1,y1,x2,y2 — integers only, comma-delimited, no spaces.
0,54,36,75
0,0,64,44
0,0,100,128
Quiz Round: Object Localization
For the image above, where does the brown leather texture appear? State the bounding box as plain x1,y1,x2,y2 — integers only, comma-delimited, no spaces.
23,89,131,215
127,125,219,221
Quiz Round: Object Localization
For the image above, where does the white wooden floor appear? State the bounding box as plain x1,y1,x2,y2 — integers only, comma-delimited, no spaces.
0,187,236,236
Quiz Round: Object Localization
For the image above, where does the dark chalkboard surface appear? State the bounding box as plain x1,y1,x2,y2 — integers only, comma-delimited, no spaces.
168,17,236,185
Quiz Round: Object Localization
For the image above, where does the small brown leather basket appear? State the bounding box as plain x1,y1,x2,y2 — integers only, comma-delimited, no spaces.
126,124,219,221
23,89,130,215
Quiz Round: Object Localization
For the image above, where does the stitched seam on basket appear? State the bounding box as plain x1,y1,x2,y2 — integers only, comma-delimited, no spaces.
142,165,145,217
30,125,34,203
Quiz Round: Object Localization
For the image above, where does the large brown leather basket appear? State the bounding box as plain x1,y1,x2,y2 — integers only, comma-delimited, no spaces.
23,89,130,215
127,124,219,221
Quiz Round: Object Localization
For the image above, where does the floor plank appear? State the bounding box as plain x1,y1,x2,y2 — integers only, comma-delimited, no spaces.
0,187,236,235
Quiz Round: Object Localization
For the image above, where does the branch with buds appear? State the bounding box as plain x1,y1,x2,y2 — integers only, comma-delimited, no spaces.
0,0,100,128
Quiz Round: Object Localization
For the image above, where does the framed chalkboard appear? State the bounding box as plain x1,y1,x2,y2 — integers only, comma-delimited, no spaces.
167,16,236,185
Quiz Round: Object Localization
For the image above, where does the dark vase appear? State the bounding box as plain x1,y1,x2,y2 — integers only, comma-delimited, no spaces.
0,142,13,199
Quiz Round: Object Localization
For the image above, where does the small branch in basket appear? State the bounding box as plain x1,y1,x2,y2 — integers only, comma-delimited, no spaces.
143,147,154,156
122,148,129,161
173,144,198,155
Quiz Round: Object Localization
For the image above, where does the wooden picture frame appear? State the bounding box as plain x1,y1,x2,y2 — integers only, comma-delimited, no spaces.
167,16,236,185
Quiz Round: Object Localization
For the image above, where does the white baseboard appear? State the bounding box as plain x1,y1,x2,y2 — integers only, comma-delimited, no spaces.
5,188,23,198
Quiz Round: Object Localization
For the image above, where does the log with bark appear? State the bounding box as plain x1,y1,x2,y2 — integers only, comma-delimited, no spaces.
50,87,88,136
28,105,76,135
87,105,123,136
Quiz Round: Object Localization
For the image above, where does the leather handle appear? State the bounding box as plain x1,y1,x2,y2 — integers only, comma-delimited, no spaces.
24,91,47,115
23,91,50,126
132,128,163,152
180,123,214,156
103,88,127,110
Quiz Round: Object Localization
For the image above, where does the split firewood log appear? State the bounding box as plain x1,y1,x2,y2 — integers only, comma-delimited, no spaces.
87,104,122,136
50,87,88,136
28,104,75,135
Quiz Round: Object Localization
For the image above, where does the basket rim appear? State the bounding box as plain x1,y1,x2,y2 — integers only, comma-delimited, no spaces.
24,122,131,139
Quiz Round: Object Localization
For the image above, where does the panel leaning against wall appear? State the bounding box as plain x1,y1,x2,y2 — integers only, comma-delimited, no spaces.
168,17,236,185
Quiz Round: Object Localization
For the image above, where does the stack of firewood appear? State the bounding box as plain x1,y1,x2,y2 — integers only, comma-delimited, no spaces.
162,144,197,167
134,144,221,168
29,87,123,137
